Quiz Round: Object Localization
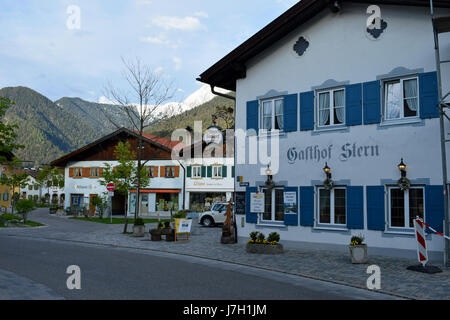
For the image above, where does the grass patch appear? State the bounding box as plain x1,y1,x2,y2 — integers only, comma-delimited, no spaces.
24,220,45,227
0,213,44,228
69,217,170,224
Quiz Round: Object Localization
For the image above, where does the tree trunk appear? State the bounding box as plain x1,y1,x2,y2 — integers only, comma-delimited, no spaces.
135,120,144,222
123,195,129,233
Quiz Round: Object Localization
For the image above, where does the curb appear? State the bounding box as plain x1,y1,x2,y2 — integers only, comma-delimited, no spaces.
5,233,413,300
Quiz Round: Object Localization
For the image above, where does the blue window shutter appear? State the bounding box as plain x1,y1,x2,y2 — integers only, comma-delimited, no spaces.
367,186,385,231
207,166,212,178
300,91,314,131
284,186,299,226
283,94,298,132
222,166,227,177
245,187,258,223
425,185,445,233
300,186,314,226
363,81,381,124
346,186,364,229
201,166,206,177
419,72,439,119
232,166,235,178
345,83,362,126
246,100,259,132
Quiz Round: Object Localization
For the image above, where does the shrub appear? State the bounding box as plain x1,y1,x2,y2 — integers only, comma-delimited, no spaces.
350,234,365,246
173,210,187,219
157,221,164,229
134,218,145,226
249,231,259,241
15,199,36,223
267,232,280,243
164,221,171,228
256,232,265,242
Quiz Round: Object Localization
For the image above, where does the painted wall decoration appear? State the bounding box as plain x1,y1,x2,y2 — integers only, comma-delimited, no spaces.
293,36,309,56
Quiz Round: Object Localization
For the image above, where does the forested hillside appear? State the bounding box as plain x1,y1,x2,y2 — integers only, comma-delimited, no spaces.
0,87,102,166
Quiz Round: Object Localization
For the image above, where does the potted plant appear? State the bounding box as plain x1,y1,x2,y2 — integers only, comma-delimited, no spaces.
150,222,163,241
133,217,145,237
349,234,367,264
246,231,284,254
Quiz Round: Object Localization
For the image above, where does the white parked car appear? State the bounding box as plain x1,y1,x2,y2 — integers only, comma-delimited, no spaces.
199,202,234,227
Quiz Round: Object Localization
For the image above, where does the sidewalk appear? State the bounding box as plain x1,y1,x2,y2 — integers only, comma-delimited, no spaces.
2,208,449,300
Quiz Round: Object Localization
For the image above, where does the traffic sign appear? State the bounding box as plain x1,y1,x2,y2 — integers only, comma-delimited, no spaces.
106,183,115,192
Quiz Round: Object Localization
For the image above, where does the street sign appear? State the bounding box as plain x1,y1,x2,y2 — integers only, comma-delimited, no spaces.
239,182,249,187
106,183,115,192
108,191,114,197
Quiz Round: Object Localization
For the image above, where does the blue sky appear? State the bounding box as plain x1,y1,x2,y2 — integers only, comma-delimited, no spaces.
0,0,298,102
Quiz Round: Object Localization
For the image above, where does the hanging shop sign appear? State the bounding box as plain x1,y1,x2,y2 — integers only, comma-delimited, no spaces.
250,192,264,213
283,192,297,215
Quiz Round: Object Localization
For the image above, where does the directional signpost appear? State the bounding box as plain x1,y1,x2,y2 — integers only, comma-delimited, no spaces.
106,183,115,223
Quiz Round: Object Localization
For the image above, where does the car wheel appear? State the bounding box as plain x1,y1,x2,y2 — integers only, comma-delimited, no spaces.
202,216,214,227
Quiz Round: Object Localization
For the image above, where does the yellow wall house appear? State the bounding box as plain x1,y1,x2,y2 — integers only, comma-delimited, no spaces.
0,152,18,212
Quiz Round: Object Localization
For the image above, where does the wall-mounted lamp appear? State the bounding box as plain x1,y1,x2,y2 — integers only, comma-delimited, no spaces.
323,162,332,180
397,158,407,178
323,162,334,190
397,158,410,191
264,165,275,189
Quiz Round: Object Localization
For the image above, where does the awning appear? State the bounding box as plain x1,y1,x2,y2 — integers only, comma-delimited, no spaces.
130,189,180,194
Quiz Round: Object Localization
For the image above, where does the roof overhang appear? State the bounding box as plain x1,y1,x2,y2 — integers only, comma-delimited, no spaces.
197,0,450,91
50,128,178,167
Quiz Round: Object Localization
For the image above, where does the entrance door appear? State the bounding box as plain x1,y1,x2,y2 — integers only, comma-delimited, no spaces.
140,194,149,215
89,194,98,216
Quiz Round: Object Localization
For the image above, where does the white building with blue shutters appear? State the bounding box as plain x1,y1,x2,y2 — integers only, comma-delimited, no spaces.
198,0,450,260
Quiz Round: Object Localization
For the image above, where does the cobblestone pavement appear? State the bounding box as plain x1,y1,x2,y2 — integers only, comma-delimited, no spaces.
1,208,449,300
0,269,64,300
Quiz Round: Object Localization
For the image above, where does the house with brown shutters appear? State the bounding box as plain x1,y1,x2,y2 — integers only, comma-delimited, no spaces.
51,128,185,217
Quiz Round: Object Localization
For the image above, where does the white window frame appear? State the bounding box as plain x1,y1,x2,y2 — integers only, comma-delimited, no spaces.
260,97,284,133
192,165,202,179
387,185,425,229
260,187,284,223
316,87,346,128
383,76,419,122
316,187,347,226
212,165,222,179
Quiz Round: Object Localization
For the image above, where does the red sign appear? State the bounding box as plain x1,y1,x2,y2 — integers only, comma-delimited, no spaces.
106,183,115,192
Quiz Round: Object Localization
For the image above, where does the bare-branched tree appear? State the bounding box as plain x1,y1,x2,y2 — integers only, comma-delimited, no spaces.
102,57,176,221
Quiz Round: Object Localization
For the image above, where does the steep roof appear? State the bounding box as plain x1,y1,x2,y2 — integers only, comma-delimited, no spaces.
50,127,184,167
197,0,450,91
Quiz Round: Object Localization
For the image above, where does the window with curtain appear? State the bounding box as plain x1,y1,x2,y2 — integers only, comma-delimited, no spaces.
318,187,346,225
192,166,201,178
260,98,284,132
212,165,222,178
389,186,424,228
317,88,345,127
384,77,418,120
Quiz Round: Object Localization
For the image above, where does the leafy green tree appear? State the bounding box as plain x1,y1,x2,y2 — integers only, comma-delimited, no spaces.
0,97,24,161
15,199,36,223
91,193,108,219
37,166,64,204
100,141,149,233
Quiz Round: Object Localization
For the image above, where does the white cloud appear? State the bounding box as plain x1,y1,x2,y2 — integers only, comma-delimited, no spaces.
194,11,209,18
173,57,182,71
154,66,164,76
139,34,179,48
151,16,205,31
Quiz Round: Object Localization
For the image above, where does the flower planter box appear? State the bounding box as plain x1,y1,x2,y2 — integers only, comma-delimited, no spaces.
349,244,368,264
49,207,57,214
133,225,145,237
150,229,162,241
245,242,284,254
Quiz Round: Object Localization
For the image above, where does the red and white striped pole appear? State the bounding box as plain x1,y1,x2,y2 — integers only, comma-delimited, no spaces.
414,216,428,267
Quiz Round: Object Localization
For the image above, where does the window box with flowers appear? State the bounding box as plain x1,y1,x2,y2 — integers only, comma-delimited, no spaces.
349,234,367,264
245,231,284,254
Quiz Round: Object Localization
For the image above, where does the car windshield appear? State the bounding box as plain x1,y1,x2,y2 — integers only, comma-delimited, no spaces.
212,204,226,211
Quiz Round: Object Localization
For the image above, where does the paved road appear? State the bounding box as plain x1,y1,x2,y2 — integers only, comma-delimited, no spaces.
0,235,397,300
